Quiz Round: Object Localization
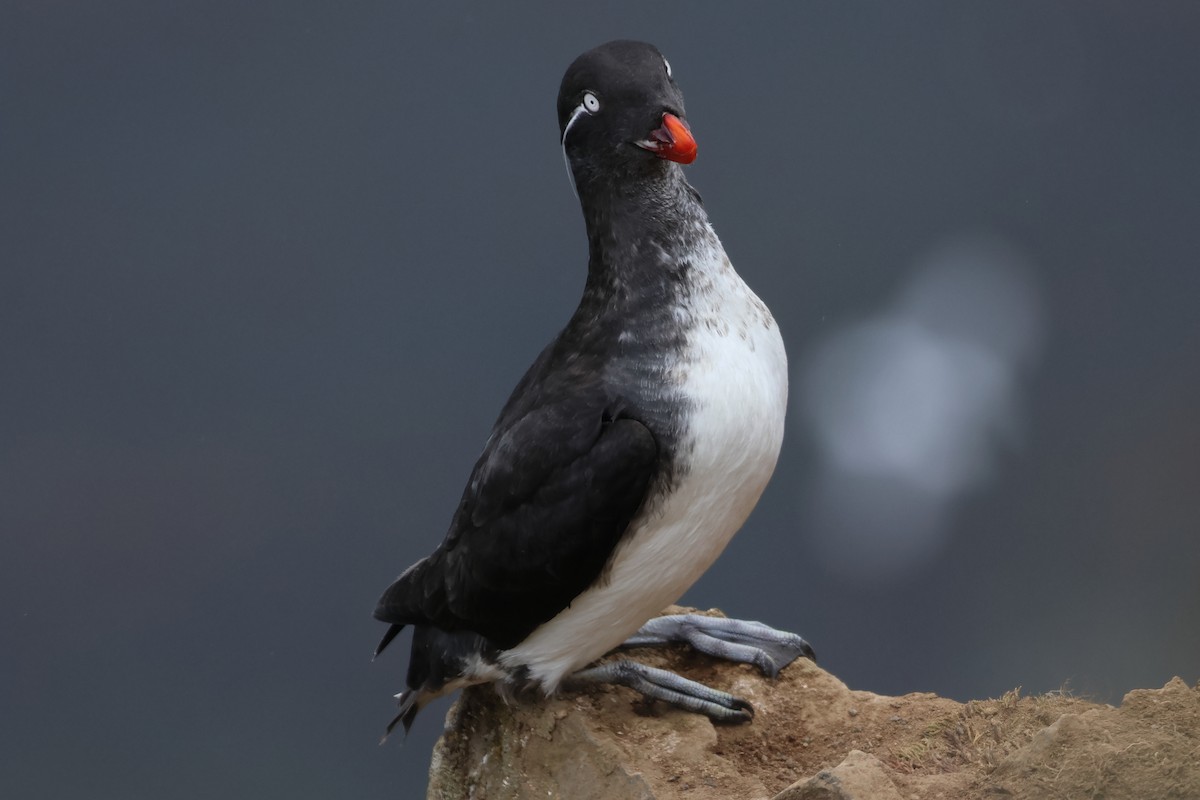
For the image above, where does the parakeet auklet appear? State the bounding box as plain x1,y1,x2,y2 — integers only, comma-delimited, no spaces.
374,39,812,736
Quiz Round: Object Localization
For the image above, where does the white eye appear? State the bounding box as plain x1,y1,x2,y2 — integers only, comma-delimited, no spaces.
663,58,672,78
582,92,600,113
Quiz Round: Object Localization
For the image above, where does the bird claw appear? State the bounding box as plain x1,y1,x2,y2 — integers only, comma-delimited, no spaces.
622,614,816,676
569,658,755,724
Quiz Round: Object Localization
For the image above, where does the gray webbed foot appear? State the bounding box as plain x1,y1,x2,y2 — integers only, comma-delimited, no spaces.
568,658,753,723
622,614,815,678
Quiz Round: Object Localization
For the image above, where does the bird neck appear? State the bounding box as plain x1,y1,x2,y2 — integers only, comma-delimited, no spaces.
578,168,709,296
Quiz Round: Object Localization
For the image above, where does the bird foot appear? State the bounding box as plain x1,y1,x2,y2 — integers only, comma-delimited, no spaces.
621,613,815,678
568,658,753,723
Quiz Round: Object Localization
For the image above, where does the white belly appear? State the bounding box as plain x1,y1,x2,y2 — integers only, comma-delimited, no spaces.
501,239,788,691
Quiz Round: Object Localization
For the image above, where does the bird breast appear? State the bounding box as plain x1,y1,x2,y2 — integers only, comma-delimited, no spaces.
500,229,788,692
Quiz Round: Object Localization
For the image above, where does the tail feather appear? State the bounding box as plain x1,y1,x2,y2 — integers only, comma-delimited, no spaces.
376,626,497,740
379,689,423,744
373,623,405,659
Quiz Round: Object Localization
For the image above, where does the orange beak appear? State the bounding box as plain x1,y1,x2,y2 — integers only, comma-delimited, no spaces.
637,112,698,164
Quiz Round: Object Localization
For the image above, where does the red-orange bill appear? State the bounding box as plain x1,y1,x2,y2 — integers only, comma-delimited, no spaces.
659,113,697,164
639,112,698,164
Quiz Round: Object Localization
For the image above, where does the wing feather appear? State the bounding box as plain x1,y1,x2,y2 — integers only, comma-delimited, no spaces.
374,404,658,650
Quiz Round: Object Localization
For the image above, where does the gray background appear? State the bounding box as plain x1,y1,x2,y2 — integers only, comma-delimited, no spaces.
3,2,1198,798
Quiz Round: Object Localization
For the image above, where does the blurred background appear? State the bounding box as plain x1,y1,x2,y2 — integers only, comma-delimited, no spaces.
3,2,1198,797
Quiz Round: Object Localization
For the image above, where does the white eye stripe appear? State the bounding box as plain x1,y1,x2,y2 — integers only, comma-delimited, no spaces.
560,89,600,200
560,101,591,200
561,102,589,146
664,57,672,78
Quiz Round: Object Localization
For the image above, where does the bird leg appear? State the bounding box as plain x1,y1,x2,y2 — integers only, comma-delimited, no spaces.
565,617,813,723
621,614,815,678
567,658,754,723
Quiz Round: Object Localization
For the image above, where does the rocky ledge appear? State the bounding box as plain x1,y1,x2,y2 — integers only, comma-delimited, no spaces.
426,609,1199,800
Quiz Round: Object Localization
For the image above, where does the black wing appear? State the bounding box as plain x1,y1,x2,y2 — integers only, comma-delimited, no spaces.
374,396,659,651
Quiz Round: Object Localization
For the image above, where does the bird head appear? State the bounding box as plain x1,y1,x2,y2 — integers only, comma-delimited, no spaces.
557,41,697,194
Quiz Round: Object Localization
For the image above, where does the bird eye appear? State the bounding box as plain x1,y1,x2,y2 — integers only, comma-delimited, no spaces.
663,58,672,78
582,92,600,113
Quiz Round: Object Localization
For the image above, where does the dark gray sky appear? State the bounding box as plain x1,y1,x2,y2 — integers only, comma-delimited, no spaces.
3,3,1199,798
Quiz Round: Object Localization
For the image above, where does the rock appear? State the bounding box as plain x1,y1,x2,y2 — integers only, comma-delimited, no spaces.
426,671,766,800
771,750,902,800
425,609,1200,800
988,676,1200,799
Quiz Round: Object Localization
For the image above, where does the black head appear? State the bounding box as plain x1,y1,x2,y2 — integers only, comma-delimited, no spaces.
557,41,696,191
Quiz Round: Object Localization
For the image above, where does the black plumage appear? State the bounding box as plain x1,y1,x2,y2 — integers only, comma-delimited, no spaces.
372,40,776,733
373,237,696,647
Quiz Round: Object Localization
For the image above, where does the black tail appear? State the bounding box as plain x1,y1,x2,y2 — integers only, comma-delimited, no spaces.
376,625,496,740
373,623,404,659
380,688,423,743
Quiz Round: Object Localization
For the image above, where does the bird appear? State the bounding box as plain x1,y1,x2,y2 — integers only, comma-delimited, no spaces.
373,39,813,737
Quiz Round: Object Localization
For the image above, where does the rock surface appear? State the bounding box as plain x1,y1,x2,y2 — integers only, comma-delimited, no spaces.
426,609,1200,800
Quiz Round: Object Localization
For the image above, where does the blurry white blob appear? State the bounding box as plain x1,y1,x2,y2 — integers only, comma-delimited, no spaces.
800,234,1043,582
